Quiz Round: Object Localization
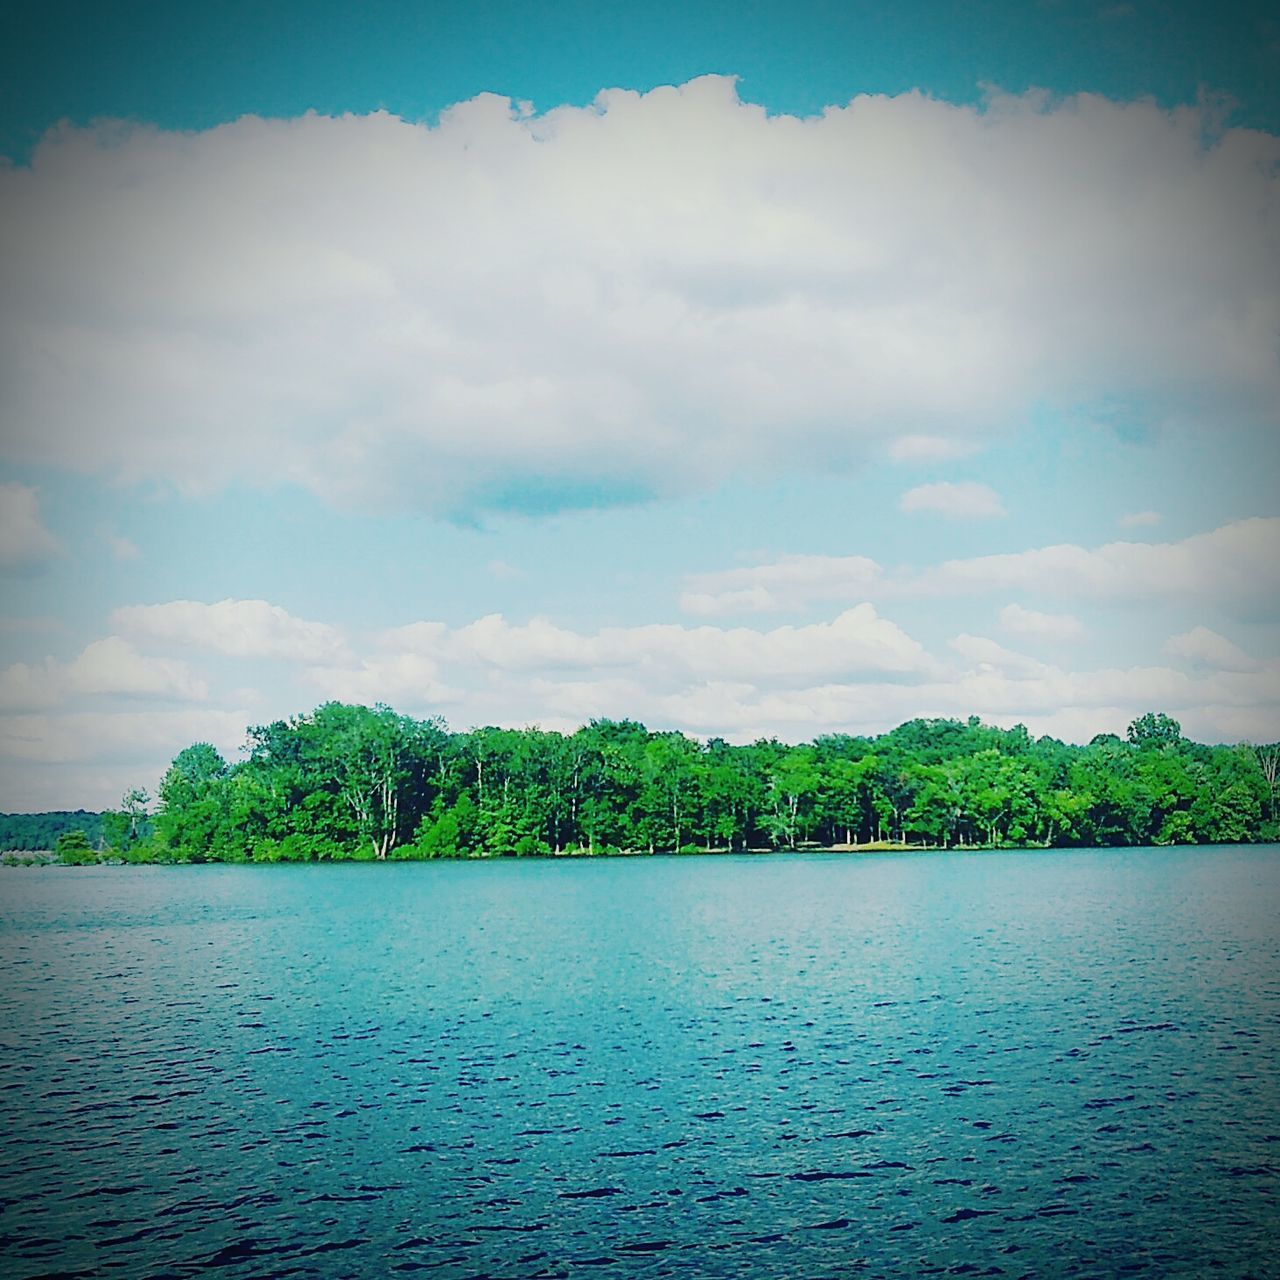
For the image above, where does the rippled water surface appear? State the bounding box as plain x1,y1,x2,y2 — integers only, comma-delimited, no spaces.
1,847,1277,1279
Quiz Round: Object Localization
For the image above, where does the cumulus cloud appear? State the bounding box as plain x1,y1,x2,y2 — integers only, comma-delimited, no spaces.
1119,510,1161,527
69,637,208,700
6,595,1279,809
936,634,1279,731
597,665,1280,746
998,603,1085,642
1165,625,1260,672
645,647,1279,744
681,518,1280,616
2,80,1276,517
913,517,1280,616
0,658,61,710
112,598,352,663
305,652,463,709
0,483,59,570
0,637,208,710
680,554,884,615
306,602,1279,747
949,633,1051,679
900,481,1006,519
371,604,938,685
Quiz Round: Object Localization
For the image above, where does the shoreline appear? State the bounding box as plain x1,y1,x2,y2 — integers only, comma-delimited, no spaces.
7,839,1270,867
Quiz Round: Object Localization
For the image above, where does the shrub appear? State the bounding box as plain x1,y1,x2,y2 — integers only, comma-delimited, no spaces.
56,830,96,865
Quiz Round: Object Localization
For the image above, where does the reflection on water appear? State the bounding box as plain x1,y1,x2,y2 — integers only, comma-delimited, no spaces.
1,846,1276,1278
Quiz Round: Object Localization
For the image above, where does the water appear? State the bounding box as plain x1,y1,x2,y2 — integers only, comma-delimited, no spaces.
1,846,1277,1279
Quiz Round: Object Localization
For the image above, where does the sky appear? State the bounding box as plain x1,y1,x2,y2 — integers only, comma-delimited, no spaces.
1,0,1278,811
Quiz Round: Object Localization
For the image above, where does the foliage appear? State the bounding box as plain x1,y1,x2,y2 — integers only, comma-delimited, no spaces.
1127,711,1184,749
0,810,105,852
81,705,1274,864
101,788,153,854
55,829,96,865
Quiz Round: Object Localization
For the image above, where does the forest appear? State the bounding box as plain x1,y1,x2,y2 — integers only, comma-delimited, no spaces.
0,810,107,853
38,704,1280,864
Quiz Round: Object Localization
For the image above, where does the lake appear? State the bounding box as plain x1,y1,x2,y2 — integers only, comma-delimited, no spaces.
1,846,1277,1279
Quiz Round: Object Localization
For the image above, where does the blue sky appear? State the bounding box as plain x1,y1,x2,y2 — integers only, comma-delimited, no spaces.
1,0,1278,809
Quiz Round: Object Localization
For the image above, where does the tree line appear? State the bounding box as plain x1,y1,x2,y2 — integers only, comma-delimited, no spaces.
0,810,107,853
47,704,1280,864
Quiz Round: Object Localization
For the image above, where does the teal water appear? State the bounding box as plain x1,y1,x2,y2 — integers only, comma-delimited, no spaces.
0,847,1276,1279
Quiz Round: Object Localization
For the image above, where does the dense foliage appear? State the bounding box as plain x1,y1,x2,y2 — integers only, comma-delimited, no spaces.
0,810,106,851
54,829,97,865
64,705,1280,864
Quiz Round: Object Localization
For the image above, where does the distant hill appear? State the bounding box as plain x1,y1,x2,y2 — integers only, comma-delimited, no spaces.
0,811,106,851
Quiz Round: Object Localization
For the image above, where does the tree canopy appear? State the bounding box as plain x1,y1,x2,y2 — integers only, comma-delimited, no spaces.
0,810,106,852
66,704,1280,864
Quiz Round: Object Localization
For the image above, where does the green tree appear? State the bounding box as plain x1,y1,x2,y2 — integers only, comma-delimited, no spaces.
56,829,96,865
632,732,702,853
902,762,959,845
765,748,821,848
1254,744,1279,829
134,701,1275,862
300,703,443,859
1127,712,1183,749
699,739,757,851
103,787,151,853
155,743,230,860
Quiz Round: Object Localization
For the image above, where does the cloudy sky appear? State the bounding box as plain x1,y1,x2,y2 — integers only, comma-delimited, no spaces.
1,0,1278,810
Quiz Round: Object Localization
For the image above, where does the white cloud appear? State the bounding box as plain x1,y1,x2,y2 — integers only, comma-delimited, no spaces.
376,604,938,687
0,637,208,710
312,604,1280,748
1165,625,1259,672
305,652,463,709
298,604,951,740
112,599,352,663
887,435,981,464
680,553,884,615
682,517,1280,618
998,603,1085,642
949,633,1051,679
0,659,62,711
2,81,1276,517
613,663,1280,746
900,481,1006,519
6,594,1279,810
68,637,208,700
1119,510,1161,527
913,517,1280,616
645,651,1280,744
0,483,59,570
